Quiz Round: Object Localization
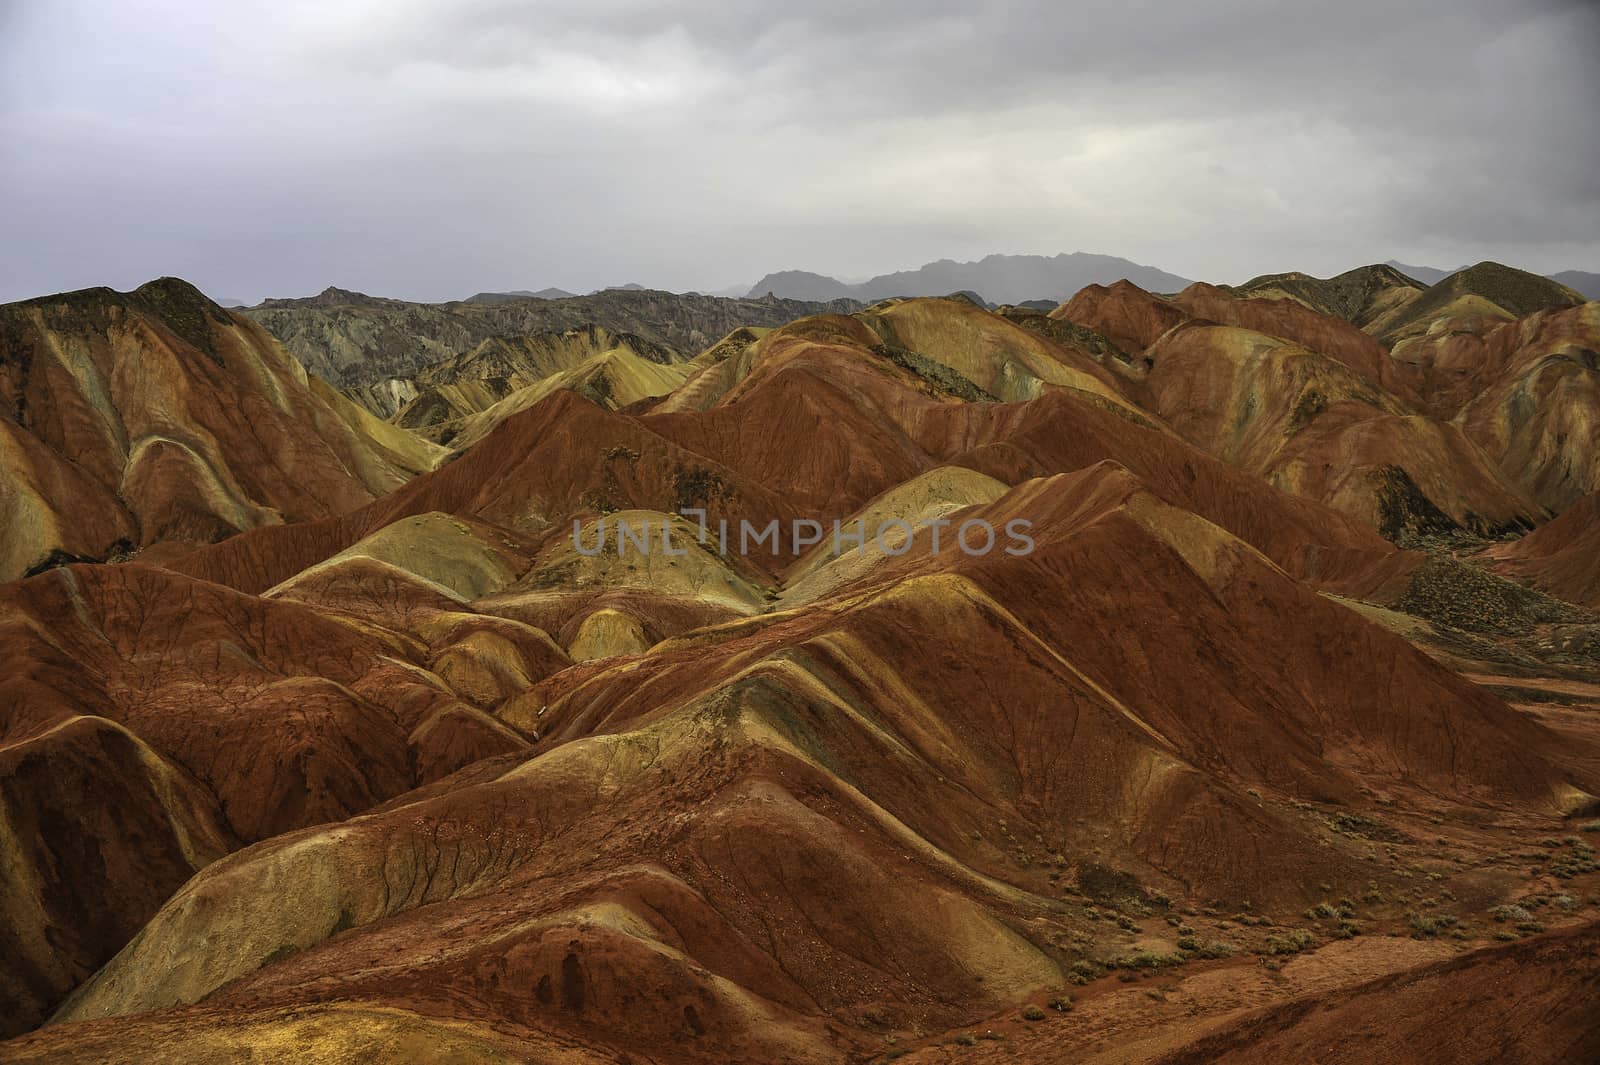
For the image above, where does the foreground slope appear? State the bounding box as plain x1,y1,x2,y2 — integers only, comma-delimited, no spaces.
1150,923,1600,1065
0,551,568,1034
24,465,1596,1063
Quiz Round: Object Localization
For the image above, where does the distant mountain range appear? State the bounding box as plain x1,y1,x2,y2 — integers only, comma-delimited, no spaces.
1387,260,1599,299
1385,261,1460,286
1550,270,1600,300
463,287,578,303
746,252,1194,305
463,284,654,303
355,255,1598,310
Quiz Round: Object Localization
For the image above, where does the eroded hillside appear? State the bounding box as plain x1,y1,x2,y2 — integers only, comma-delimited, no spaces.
2,272,1597,1064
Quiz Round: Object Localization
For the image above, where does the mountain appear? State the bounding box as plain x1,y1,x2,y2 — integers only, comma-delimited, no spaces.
1447,302,1600,512
3,279,1599,1063
1234,263,1427,328
1173,279,1399,384
1387,260,1599,299
1368,261,1586,348
242,287,861,403
743,268,856,301
463,287,577,303
1054,279,1551,539
0,279,443,582
748,252,1194,304
1550,270,1600,300
1386,260,1460,286
255,284,383,309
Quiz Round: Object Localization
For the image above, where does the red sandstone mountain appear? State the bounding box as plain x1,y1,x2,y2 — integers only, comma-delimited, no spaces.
1,278,1597,1063
1053,279,1188,357
0,280,442,582
1049,274,1596,538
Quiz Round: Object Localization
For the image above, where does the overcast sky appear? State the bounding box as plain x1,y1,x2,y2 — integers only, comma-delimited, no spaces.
2,0,1596,303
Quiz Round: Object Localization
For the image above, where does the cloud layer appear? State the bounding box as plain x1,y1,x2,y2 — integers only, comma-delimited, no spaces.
2,0,1596,302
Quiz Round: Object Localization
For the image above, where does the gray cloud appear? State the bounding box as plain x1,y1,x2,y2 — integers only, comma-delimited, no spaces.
1,0,1595,303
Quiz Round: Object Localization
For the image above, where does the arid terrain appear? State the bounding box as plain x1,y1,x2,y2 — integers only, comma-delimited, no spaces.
1,263,1597,1064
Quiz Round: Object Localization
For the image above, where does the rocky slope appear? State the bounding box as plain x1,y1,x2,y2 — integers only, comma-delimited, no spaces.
389,325,683,442
1149,923,1600,1065
243,287,862,395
